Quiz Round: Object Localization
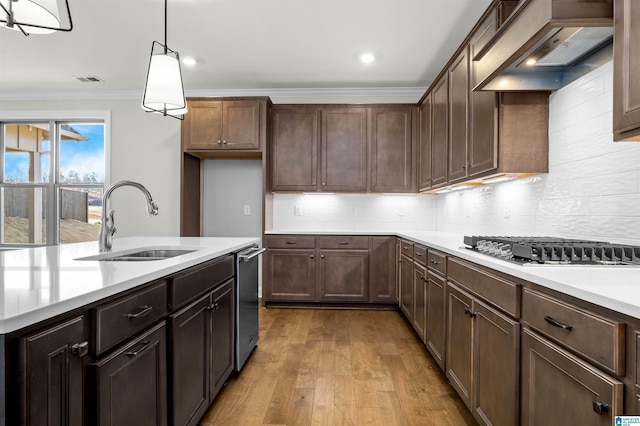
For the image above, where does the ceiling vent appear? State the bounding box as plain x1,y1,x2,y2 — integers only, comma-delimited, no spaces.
74,76,104,83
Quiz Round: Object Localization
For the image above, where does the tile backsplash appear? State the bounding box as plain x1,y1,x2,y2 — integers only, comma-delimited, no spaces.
273,61,640,244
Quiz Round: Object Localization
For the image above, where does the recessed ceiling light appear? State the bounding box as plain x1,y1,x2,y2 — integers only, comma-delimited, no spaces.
525,58,537,66
360,53,375,64
182,57,197,67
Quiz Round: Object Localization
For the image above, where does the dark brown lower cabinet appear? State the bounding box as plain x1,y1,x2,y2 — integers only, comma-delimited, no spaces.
399,253,414,320
209,280,235,399
94,322,167,426
20,315,87,426
264,248,316,301
446,282,520,426
521,328,623,426
412,262,427,342
425,272,446,370
318,249,369,301
369,236,397,303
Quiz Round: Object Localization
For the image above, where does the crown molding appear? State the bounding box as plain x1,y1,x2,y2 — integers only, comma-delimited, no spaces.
0,86,427,104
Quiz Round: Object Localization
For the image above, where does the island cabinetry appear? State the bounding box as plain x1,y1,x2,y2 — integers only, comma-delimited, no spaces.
446,258,520,426
264,234,396,306
94,322,167,426
167,257,236,426
182,98,267,151
425,249,447,371
19,315,87,426
368,106,415,193
613,0,640,141
521,288,625,425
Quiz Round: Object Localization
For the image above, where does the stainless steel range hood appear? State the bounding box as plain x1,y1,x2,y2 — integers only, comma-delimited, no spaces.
472,0,613,91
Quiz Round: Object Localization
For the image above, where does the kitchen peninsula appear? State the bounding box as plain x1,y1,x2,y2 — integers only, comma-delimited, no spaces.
0,236,259,426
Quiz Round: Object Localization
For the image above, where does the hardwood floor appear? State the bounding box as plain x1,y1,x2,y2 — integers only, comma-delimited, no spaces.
200,308,476,426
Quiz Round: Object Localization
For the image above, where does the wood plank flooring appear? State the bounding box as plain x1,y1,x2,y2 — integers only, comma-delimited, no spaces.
200,308,476,426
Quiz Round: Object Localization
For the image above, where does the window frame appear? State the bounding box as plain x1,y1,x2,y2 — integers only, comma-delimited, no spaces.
0,110,111,247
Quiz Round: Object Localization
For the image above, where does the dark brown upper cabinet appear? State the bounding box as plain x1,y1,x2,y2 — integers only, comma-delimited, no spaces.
182,98,268,153
430,75,449,188
270,107,320,192
448,48,470,183
369,106,415,193
321,107,368,192
418,95,433,192
613,0,640,141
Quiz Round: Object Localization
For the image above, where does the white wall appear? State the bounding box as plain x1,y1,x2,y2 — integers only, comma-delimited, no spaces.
0,98,182,238
273,61,640,245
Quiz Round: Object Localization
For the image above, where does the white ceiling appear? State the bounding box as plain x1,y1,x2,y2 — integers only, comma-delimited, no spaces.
0,0,493,101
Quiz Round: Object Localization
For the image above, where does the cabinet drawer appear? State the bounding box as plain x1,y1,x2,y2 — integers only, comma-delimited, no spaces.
265,235,315,249
447,257,520,318
94,281,167,356
400,239,414,258
427,249,446,275
169,255,234,310
522,289,625,376
413,244,427,266
317,236,369,249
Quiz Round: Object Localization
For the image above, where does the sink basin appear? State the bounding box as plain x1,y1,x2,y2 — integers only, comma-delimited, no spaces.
76,247,197,262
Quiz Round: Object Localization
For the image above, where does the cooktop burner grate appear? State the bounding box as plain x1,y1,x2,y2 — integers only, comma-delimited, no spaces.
463,236,640,266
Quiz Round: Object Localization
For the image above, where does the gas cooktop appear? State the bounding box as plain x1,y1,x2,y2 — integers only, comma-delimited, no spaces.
463,236,640,266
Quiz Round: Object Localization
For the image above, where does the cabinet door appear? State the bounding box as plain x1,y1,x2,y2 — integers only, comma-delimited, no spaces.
446,282,473,410
400,254,414,321
264,249,317,301
468,89,498,177
209,279,235,400
21,316,87,426
448,48,469,183
369,106,414,193
613,0,640,141
431,75,449,187
182,101,223,150
418,94,433,191
95,322,167,426
472,299,520,426
223,100,261,149
321,108,368,191
318,249,369,301
270,107,319,191
169,294,211,426
426,272,446,371
369,236,397,303
412,262,427,342
521,328,623,426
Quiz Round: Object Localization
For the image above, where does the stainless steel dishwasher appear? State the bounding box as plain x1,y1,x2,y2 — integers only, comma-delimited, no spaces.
235,246,265,371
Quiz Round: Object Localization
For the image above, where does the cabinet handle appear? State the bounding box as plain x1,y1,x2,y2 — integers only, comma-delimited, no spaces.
126,305,152,319
464,307,476,318
591,400,609,415
71,341,89,357
430,260,441,264
285,241,297,244
403,246,410,251
125,341,151,357
544,316,573,331
339,241,349,245
416,252,423,256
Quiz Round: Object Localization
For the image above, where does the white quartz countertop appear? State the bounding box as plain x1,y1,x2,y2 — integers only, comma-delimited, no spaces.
0,236,259,334
267,229,640,320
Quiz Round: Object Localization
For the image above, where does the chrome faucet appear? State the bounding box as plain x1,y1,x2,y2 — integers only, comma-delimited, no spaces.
99,180,159,252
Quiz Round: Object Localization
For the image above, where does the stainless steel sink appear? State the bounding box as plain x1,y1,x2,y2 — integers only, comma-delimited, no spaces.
75,247,197,262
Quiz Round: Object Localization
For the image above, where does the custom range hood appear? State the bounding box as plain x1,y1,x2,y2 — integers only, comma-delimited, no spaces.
473,0,613,91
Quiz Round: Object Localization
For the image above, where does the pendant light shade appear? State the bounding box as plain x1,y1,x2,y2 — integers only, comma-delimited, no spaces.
141,0,187,119
0,0,72,36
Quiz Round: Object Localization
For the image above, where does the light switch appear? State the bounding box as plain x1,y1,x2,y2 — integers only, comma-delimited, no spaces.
244,205,251,215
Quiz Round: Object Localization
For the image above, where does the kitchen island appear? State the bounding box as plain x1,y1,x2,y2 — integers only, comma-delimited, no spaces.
0,236,259,426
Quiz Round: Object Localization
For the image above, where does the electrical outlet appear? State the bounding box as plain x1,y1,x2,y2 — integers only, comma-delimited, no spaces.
503,201,511,218
399,207,406,216
350,206,358,216
294,206,301,216
243,205,251,216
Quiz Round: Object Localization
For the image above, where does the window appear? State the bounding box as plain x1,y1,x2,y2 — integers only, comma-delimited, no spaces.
0,112,110,247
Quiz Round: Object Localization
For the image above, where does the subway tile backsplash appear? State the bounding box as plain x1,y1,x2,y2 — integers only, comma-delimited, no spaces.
273,61,640,245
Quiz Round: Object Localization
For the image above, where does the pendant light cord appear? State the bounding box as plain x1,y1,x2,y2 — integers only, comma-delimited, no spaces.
164,0,168,54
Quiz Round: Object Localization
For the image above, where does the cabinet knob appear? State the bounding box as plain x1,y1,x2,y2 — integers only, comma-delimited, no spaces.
71,341,89,357
464,307,476,318
206,302,220,311
310,255,315,259
217,140,222,144
591,400,609,415
321,255,325,259
461,164,466,169
430,260,440,264
223,140,227,144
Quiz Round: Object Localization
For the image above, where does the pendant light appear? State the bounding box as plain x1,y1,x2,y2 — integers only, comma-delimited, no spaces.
0,0,73,36
141,0,187,120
